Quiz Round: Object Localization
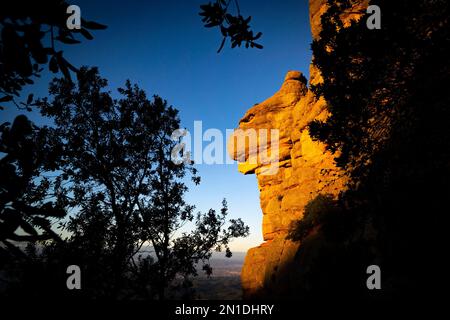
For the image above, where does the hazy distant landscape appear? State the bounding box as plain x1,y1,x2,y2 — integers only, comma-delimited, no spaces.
193,252,245,300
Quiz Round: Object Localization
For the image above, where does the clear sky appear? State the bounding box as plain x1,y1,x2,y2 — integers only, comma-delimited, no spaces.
0,0,312,252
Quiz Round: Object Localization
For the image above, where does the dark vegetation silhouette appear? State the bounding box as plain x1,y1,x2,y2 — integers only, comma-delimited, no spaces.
0,116,65,254
199,0,263,52
7,0,444,302
285,0,449,300
0,1,250,300
1,67,249,300
0,0,106,110
1,0,105,260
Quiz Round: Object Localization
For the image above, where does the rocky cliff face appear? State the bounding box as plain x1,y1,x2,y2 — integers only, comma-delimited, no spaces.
228,0,367,299
228,71,347,298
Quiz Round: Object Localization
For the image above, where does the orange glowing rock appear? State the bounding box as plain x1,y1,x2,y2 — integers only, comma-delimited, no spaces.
227,0,368,299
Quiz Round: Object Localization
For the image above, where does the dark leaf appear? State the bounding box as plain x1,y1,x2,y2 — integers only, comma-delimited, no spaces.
27,94,34,104
80,28,94,40
0,95,13,103
82,19,108,30
49,55,59,73
253,32,262,40
20,219,38,236
253,43,263,49
55,36,81,44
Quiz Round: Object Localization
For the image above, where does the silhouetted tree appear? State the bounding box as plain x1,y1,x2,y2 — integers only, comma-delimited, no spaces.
1,1,252,300
34,67,248,299
1,0,105,263
141,195,249,299
284,0,450,299
309,0,450,182
0,115,65,266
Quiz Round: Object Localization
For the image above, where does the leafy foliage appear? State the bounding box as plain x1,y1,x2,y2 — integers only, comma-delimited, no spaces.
0,0,106,109
0,115,65,264
200,0,263,52
309,0,450,183
283,0,450,299
0,0,105,264
1,2,250,299
26,67,249,299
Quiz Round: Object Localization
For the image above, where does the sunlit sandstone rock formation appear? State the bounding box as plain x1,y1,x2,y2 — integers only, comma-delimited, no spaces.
228,0,367,299
228,70,347,298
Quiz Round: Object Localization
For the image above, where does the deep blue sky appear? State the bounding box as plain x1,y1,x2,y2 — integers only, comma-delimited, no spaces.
1,0,312,251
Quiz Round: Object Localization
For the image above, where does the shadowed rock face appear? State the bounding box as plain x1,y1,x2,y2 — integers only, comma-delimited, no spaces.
227,0,367,299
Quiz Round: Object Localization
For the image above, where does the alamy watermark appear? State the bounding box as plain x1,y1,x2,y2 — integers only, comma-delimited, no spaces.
66,5,81,30
367,5,381,30
366,264,381,289
66,265,81,290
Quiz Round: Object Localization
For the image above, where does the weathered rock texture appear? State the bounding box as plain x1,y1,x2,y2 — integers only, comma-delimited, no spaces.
228,71,346,298
228,0,367,299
